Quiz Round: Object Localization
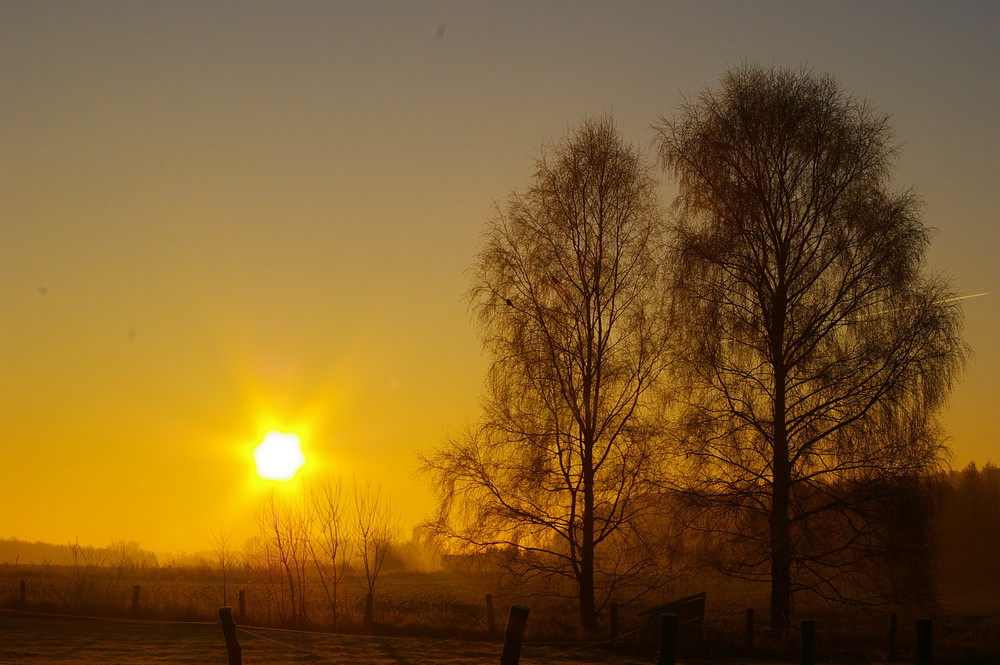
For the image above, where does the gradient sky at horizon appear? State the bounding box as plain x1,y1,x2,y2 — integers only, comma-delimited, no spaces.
2,1,997,554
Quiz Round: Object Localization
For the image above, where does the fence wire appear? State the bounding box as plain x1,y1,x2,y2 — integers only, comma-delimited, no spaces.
236,624,339,661
0,605,216,626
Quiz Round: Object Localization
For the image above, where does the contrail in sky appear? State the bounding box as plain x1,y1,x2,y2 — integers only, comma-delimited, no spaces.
937,292,990,304
850,292,989,322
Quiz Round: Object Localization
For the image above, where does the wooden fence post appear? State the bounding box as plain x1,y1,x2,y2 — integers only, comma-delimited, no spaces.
916,618,932,665
219,607,242,665
610,602,619,639
131,585,141,615
499,605,530,665
238,589,246,622
800,620,816,665
888,613,898,662
656,613,678,665
18,580,26,609
486,594,497,638
745,608,754,651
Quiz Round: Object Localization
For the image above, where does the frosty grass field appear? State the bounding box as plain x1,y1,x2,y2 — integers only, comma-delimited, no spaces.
0,610,652,665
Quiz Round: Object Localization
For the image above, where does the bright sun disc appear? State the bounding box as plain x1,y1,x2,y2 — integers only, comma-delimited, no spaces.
254,431,306,481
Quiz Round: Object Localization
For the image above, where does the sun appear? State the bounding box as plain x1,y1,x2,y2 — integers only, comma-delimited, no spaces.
254,431,306,481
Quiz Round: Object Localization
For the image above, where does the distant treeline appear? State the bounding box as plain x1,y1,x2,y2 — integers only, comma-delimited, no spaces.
0,535,436,574
1,463,996,589
939,462,1000,586
0,538,160,568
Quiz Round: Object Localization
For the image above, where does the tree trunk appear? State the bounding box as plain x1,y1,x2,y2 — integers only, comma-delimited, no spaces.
770,357,792,635
769,475,792,635
579,567,597,631
579,445,599,633
363,592,374,627
579,541,598,633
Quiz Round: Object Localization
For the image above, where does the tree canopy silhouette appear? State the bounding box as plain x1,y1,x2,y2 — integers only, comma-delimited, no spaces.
654,65,967,633
422,116,671,633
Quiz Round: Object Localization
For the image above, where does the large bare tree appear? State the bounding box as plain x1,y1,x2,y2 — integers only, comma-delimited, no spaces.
654,65,967,633
423,116,671,633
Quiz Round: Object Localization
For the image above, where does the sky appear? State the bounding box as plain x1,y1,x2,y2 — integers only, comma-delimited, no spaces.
2,1,997,555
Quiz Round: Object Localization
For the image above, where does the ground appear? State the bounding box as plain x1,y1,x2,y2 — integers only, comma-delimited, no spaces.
0,610,654,665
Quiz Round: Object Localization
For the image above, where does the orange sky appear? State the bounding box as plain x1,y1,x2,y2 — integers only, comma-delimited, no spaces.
2,2,997,554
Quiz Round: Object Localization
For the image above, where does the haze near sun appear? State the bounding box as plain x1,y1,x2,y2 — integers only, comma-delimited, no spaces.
254,431,306,481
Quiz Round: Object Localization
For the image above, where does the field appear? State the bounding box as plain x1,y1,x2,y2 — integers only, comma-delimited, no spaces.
1,563,998,664
0,610,662,665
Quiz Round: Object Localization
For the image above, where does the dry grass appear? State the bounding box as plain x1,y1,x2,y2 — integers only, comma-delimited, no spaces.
0,611,657,665
1,564,997,663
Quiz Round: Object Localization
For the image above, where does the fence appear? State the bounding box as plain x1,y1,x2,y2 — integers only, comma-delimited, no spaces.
215,603,938,665
0,600,947,665
3,577,955,664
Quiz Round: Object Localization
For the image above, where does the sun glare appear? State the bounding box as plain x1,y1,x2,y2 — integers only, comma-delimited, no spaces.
254,431,306,481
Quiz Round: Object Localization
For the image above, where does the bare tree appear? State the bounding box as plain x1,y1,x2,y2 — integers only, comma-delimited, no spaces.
309,477,352,628
252,491,311,626
422,116,672,633
209,528,237,606
654,65,967,633
109,538,136,601
242,534,280,624
67,538,104,610
353,477,397,627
